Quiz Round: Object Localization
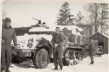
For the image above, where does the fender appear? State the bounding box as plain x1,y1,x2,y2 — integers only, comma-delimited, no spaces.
36,38,54,58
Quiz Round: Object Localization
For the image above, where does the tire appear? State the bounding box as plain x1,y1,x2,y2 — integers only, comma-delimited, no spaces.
63,49,70,66
33,48,49,68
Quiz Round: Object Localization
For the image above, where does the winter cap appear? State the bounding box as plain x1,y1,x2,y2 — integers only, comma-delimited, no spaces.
4,18,11,22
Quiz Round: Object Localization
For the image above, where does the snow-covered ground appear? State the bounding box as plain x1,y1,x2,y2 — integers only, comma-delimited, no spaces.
10,54,108,72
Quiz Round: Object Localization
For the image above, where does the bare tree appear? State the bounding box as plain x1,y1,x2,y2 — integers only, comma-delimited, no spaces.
87,3,100,32
87,3,108,33
75,11,84,24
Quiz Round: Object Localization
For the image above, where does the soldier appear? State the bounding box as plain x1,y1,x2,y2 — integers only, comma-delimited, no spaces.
89,39,94,64
52,27,65,70
1,18,17,72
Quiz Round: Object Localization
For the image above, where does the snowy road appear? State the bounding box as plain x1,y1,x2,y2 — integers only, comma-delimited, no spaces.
10,54,108,72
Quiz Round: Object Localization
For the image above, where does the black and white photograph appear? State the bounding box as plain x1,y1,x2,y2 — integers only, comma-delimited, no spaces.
1,0,109,72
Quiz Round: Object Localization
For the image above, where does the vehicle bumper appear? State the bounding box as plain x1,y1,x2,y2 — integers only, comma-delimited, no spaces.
16,49,36,57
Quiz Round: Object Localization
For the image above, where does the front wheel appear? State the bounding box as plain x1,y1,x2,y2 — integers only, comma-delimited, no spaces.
33,48,49,68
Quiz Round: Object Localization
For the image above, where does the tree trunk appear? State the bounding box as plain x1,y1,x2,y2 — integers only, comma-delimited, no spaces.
95,25,98,32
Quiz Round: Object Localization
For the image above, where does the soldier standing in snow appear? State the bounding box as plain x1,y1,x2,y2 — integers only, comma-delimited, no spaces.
52,27,65,70
1,18,17,72
89,39,95,64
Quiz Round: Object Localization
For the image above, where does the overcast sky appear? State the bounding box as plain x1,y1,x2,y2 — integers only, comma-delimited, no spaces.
3,0,92,28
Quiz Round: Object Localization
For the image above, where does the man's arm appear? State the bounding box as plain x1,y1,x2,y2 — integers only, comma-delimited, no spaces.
51,33,55,45
13,29,17,46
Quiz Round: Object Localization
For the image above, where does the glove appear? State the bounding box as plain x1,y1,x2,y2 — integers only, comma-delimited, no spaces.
11,46,17,55
14,45,19,49
55,44,58,48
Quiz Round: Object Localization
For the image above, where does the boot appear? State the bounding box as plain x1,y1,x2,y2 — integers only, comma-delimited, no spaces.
54,66,58,70
90,60,94,64
5,67,10,72
1,67,5,72
59,66,63,70
1,69,5,72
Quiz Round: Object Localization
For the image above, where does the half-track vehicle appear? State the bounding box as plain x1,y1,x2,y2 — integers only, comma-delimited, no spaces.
11,26,87,68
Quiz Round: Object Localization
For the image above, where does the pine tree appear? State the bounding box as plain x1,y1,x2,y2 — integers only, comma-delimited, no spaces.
57,2,74,25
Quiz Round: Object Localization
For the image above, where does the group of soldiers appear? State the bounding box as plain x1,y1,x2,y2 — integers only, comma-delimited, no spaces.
52,27,95,70
1,17,94,72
